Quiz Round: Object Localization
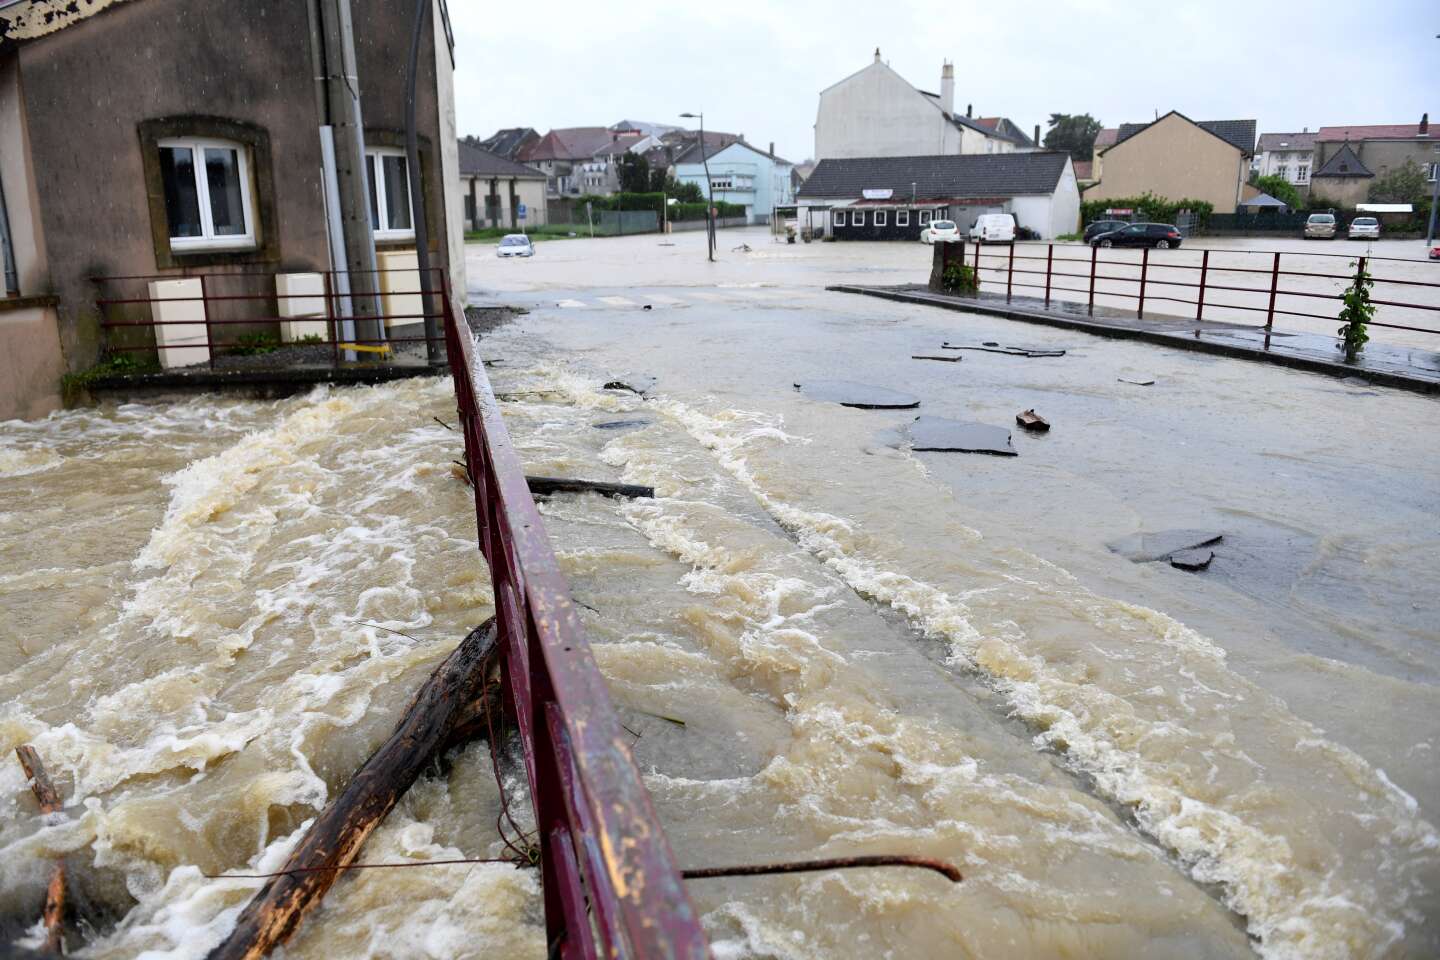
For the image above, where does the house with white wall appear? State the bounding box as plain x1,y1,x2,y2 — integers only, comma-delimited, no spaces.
1255,131,1317,191
673,140,795,224
814,50,1029,161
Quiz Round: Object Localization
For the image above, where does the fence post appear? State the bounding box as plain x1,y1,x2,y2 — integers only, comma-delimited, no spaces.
1006,240,1015,303
325,271,339,367
1088,243,1097,316
1044,244,1053,307
1137,247,1149,319
1196,250,1209,322
1265,251,1281,331
199,274,214,369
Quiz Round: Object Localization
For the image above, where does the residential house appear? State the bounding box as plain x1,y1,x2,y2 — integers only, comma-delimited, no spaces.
1086,112,1256,214
796,152,1079,240
1307,143,1373,209
673,141,795,224
518,127,617,197
477,127,539,161
642,129,742,184
1254,131,1317,191
575,130,648,195
0,0,464,422
973,117,1040,151
1309,116,1438,207
814,50,1028,161
459,141,547,229
1072,160,1096,189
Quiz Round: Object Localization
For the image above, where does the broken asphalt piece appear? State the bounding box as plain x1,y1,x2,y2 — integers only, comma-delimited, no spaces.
908,416,1017,456
1118,377,1156,386
1169,548,1214,571
604,374,657,395
593,418,652,431
911,353,963,363
941,342,1067,358
793,380,920,409
1106,530,1222,563
1015,409,1049,432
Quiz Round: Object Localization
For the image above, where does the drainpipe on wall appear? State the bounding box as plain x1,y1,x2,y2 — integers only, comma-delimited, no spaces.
404,0,443,364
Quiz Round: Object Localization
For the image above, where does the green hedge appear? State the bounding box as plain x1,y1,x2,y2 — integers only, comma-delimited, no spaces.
1081,192,1214,229
576,192,746,222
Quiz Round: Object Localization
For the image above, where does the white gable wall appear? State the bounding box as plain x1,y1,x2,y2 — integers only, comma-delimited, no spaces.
815,62,963,161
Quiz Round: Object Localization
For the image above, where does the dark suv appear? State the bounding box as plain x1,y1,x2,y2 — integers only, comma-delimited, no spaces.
1082,219,1129,242
1090,222,1183,249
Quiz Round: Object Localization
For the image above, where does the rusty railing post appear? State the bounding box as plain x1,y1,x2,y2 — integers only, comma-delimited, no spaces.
1265,251,1281,331
324,271,339,368
1196,249,1209,322
1006,240,1015,303
1044,243,1053,307
1137,247,1149,319
199,273,214,369
1088,243,1097,316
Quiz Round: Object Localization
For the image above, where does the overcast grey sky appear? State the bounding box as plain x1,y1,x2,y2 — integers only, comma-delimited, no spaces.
450,0,1436,161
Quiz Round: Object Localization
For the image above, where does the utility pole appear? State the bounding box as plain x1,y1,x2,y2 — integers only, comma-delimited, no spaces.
681,112,714,262
1427,144,1440,247
311,0,383,350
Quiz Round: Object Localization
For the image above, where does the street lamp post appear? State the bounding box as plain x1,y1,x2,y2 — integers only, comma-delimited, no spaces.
681,111,715,262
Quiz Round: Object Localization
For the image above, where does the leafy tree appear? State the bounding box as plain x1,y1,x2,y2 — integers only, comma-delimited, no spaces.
1368,159,1429,205
1043,113,1103,160
659,176,704,203
1336,259,1373,363
1248,174,1305,210
617,153,650,194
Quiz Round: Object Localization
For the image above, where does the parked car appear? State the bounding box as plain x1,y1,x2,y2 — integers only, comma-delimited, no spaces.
1347,217,1381,240
1431,244,1440,260
1089,222,1183,249
970,213,1017,244
1083,219,1129,242
921,220,960,244
497,234,535,258
1303,213,1337,239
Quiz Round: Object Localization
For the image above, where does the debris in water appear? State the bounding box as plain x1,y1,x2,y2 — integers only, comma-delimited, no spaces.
604,375,657,395
908,416,1017,456
1015,409,1050,432
1118,377,1156,386
1106,530,1222,563
911,353,963,363
794,380,921,409
1169,548,1214,571
526,476,655,499
643,304,653,310
593,418,652,431
15,746,66,954
942,342,1067,358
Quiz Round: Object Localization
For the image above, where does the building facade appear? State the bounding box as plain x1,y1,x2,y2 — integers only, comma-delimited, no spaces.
1086,112,1255,214
673,141,795,224
1312,117,1439,199
1254,131,1317,190
814,50,1028,161
459,141,547,230
0,0,463,421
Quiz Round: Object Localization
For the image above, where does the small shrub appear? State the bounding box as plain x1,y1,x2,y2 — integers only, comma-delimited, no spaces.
941,260,979,295
1056,231,1083,242
226,332,280,356
60,351,158,398
298,334,324,344
1336,259,1373,363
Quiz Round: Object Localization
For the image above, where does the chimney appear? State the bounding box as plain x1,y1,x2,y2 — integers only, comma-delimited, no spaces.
874,47,881,63
966,103,973,118
1034,123,1040,146
769,141,775,156
1421,113,1430,136
940,61,955,117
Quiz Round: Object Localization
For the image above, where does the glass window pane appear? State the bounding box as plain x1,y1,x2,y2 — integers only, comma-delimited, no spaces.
367,158,380,228
383,155,412,231
160,146,203,238
204,147,246,236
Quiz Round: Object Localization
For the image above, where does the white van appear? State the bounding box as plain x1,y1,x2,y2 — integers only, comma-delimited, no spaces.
970,213,1017,244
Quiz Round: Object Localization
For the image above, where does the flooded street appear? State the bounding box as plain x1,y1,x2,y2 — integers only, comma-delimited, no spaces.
3,227,1438,959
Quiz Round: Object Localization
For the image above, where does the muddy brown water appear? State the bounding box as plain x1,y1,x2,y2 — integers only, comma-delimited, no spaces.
2,230,1438,958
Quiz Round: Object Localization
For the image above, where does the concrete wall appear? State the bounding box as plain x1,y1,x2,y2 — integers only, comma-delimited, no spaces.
1308,176,1370,209
463,175,547,229
3,0,459,414
1088,113,1247,213
1315,138,1438,179
815,61,962,160
0,300,65,420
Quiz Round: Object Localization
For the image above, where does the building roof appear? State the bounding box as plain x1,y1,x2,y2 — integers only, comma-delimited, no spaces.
518,127,617,162
1238,191,1289,209
797,152,1070,200
1315,122,1433,142
1093,128,1119,149
478,128,539,160
673,138,792,167
1312,142,1374,178
1107,113,1256,156
1256,131,1317,153
458,141,546,178
1072,160,1093,180
611,120,682,137
974,117,1036,148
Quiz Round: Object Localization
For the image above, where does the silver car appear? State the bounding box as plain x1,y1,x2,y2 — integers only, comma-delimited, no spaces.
1347,217,1380,240
1303,213,1336,239
497,234,535,257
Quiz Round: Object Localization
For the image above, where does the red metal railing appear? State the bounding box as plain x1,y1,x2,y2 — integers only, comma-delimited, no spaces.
945,240,1440,338
93,268,448,366
442,298,709,959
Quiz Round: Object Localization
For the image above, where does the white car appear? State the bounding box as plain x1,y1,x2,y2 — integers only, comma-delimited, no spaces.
969,213,1017,244
497,234,535,258
920,220,959,243
1347,217,1380,240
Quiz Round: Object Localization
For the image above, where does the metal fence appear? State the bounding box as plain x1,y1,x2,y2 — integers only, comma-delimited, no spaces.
443,302,709,959
946,241,1440,339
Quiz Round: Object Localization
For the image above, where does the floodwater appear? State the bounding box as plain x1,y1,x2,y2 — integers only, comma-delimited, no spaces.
2,228,1438,959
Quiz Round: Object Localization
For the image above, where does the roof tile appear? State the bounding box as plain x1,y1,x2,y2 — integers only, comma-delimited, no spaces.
797,153,1069,200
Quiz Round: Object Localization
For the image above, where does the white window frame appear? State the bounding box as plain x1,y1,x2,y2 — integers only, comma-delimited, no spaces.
366,147,416,240
1296,165,1309,183
833,211,846,227
875,210,887,226
853,210,866,226
1429,162,1439,183
157,137,257,252
897,210,910,226
918,210,931,225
